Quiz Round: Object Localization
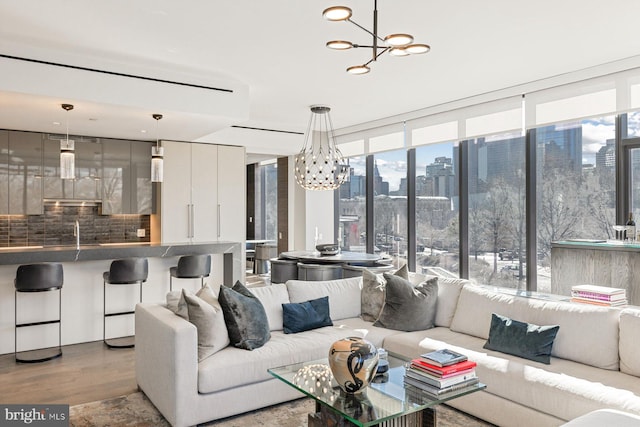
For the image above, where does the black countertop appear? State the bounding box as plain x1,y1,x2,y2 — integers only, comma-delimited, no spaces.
0,241,242,265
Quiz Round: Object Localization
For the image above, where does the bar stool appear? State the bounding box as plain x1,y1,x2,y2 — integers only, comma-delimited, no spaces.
103,258,148,348
270,258,299,284
169,254,211,291
342,263,395,278
255,244,278,275
14,263,64,363
297,263,343,281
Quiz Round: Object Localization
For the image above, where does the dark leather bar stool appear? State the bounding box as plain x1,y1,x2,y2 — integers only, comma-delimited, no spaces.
103,258,148,348
14,263,64,363
297,263,343,281
342,263,395,278
169,254,211,291
270,258,299,284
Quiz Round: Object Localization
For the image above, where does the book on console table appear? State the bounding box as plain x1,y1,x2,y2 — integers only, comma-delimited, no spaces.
404,375,479,396
571,284,625,298
419,348,468,367
570,297,627,307
410,358,477,377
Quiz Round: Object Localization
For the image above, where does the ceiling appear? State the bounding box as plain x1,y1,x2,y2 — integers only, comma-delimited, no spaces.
1,0,640,164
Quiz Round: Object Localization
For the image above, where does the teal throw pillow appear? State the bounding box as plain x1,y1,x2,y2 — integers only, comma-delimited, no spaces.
483,313,560,364
282,296,333,334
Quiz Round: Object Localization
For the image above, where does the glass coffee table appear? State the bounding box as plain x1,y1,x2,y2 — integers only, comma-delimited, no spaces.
268,353,486,427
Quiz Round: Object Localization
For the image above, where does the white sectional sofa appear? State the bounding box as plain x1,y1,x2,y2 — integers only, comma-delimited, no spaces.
135,276,640,427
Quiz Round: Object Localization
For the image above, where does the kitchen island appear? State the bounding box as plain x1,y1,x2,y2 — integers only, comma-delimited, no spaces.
0,241,242,355
551,240,640,305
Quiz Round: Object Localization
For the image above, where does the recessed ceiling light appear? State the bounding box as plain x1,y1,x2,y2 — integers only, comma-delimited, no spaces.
53,121,61,126
141,130,147,133
89,118,97,121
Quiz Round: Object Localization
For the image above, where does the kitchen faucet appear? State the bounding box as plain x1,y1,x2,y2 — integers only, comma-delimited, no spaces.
74,219,80,249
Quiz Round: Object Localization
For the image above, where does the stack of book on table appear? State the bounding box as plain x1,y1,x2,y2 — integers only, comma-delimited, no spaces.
570,284,627,307
404,349,478,396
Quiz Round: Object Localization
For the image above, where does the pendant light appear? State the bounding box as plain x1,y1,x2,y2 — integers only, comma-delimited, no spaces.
323,0,430,75
151,113,164,182
294,105,348,190
60,103,75,180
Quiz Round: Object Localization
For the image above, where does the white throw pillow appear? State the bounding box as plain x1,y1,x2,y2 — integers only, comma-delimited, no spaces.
166,290,188,319
287,277,362,321
248,283,290,331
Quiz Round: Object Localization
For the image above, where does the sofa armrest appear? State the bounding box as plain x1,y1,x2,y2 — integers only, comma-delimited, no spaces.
135,303,198,427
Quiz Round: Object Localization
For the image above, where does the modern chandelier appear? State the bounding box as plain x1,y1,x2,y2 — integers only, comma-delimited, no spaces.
151,113,164,183
295,105,348,191
323,0,430,75
60,103,75,180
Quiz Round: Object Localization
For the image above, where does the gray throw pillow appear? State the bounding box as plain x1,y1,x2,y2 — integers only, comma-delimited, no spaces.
373,274,438,332
183,287,230,361
218,281,271,350
361,264,410,322
483,313,560,364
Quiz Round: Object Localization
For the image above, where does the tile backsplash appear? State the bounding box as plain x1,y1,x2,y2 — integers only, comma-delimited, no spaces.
0,204,150,247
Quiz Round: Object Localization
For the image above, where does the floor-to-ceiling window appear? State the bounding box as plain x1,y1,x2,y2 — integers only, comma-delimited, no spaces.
370,128,408,269
338,156,367,252
466,132,526,288
414,142,459,276
534,116,616,292
254,161,278,241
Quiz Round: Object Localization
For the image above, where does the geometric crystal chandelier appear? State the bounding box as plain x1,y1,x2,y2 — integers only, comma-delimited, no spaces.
151,113,164,183
60,103,75,180
323,0,430,75
294,105,348,191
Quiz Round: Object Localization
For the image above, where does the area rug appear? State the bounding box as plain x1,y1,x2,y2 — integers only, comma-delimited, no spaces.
70,391,494,426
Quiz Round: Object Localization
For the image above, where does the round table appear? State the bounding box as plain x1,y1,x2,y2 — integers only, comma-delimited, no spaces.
279,250,382,266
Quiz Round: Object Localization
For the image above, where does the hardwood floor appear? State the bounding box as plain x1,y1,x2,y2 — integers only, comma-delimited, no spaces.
0,341,137,406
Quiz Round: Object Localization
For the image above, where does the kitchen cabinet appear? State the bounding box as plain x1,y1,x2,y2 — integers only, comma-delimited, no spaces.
8,131,43,215
43,136,102,200
161,141,245,243
0,131,8,215
101,139,152,214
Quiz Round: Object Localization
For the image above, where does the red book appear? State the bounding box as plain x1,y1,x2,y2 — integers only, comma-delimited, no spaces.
411,358,477,376
410,363,476,379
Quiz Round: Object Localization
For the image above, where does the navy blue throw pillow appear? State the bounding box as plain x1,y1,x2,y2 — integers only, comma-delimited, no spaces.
483,313,560,364
282,296,333,334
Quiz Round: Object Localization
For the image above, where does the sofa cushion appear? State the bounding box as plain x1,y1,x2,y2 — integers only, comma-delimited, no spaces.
483,313,559,364
361,266,410,322
429,276,470,328
450,285,620,370
619,308,640,376
197,326,365,394
333,317,405,349
382,327,640,422
373,274,438,332
249,283,290,331
182,287,229,361
218,281,271,350
282,296,333,334
286,277,362,321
